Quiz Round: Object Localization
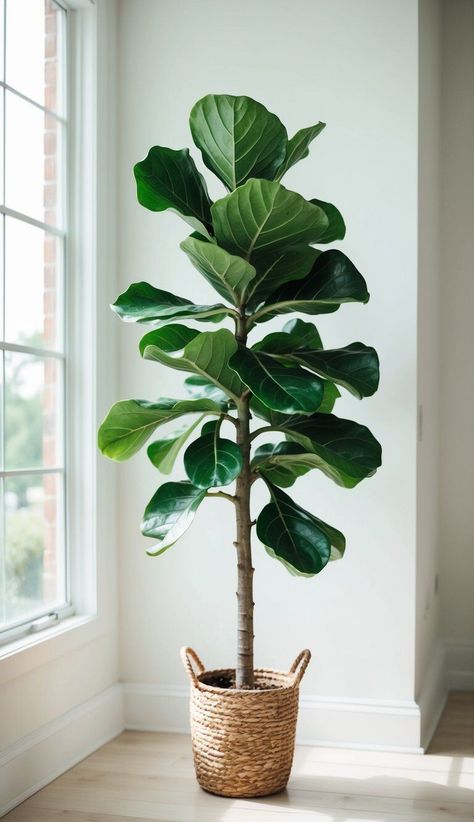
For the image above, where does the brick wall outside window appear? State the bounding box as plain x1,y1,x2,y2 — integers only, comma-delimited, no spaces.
42,0,59,603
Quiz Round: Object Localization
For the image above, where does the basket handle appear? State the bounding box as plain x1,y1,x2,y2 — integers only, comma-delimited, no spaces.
289,649,311,685
180,646,205,687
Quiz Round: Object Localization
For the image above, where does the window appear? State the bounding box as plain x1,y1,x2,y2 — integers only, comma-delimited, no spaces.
0,0,70,640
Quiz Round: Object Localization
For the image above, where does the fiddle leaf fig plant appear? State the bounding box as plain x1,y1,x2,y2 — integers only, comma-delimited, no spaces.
98,94,382,688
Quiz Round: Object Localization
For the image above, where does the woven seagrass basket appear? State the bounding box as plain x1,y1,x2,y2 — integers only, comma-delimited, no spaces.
181,646,311,798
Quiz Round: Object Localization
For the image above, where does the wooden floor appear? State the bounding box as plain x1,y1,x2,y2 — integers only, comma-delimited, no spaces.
5,693,474,822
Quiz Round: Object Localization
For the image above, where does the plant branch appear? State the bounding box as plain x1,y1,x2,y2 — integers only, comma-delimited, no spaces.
206,490,236,504
233,308,255,688
249,425,275,442
245,303,284,326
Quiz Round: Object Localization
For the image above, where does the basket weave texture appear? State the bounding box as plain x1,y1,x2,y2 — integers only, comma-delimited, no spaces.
181,646,311,798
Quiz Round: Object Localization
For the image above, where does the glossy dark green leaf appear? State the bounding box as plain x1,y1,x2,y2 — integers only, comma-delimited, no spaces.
142,481,207,555
184,375,230,405
250,377,340,423
245,246,320,309
310,199,346,243
275,412,382,488
112,281,229,325
252,441,311,488
144,323,199,352
317,381,341,413
201,419,219,436
189,94,287,190
134,146,212,236
252,319,323,355
230,347,324,414
211,179,329,261
252,250,369,323
253,439,356,493
184,431,242,488
140,326,243,403
275,123,326,180
257,483,344,575
285,342,380,399
180,235,256,305
147,415,205,474
98,397,224,461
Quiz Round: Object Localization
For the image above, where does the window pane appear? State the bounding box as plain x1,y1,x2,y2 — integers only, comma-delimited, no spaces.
0,89,4,206
0,0,69,636
4,352,63,471
4,218,62,349
5,92,63,227
0,0,4,84
6,0,65,114
2,472,65,627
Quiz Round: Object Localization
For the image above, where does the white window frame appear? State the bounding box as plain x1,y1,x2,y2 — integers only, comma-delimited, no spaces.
0,0,118,672
0,0,72,645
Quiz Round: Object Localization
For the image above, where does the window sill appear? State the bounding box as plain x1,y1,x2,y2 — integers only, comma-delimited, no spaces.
0,612,110,686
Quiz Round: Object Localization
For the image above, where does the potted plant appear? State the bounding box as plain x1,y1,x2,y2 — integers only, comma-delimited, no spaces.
98,94,381,798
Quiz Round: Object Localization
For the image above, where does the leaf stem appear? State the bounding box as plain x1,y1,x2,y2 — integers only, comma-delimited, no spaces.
206,490,236,504
249,425,275,442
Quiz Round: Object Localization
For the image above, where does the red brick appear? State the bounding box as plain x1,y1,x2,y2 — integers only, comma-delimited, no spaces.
44,266,56,289
45,86,57,111
44,183,56,208
42,474,56,495
44,236,56,262
43,290,56,315
44,131,56,155
44,209,57,226
45,34,56,59
45,60,56,86
44,157,56,181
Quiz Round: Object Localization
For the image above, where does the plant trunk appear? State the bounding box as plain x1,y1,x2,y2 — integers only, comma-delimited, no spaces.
235,316,254,688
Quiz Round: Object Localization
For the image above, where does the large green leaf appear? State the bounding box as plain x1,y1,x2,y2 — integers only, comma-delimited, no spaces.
252,441,313,488
246,246,320,309
98,397,224,461
283,342,380,399
275,123,326,180
184,432,242,488
252,250,369,323
310,199,346,243
251,378,340,423
211,179,329,261
252,319,323,355
230,347,324,414
142,481,206,555
112,282,229,325
140,326,243,403
257,483,344,575
147,415,205,474
189,94,287,191
180,235,256,305
317,381,342,413
134,146,212,236
273,413,382,488
184,375,230,405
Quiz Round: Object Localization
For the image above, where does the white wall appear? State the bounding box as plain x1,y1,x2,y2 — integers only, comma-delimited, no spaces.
415,0,441,694
117,0,421,744
439,0,474,688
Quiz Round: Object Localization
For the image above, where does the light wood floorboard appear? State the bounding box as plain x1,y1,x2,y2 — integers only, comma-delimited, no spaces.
5,693,474,821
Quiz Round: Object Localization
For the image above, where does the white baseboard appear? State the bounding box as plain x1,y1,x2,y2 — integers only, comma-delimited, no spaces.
444,639,474,690
0,683,124,817
123,682,423,752
3,639,465,817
